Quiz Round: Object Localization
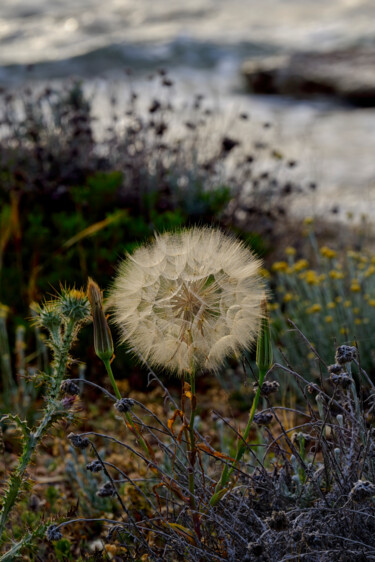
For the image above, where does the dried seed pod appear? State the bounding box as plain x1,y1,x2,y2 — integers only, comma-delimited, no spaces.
254,380,279,396
68,432,90,450
114,398,135,413
330,373,353,389
253,411,273,426
46,525,63,541
335,345,357,365
60,379,80,396
97,481,116,497
349,480,375,502
328,363,344,375
86,460,103,473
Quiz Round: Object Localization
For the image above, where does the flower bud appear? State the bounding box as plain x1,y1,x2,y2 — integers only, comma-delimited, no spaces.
87,278,114,362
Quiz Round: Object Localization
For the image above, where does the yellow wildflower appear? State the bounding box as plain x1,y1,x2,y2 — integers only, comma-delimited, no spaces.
272,261,289,273
368,299,375,307
325,315,333,323
320,246,337,259
305,270,319,285
365,266,375,278
353,307,360,315
344,300,351,308
335,296,343,303
307,304,322,314
285,246,296,256
354,318,362,325
293,259,309,272
303,217,314,225
347,250,359,260
329,270,344,280
340,327,348,335
260,268,271,279
283,293,294,303
350,281,361,292
327,302,336,309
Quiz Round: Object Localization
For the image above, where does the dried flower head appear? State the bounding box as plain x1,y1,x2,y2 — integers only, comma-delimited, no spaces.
109,228,265,375
60,379,80,396
68,432,90,450
335,345,357,365
349,480,375,503
46,524,63,541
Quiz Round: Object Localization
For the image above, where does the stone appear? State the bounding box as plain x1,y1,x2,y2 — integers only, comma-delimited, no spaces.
241,49,375,107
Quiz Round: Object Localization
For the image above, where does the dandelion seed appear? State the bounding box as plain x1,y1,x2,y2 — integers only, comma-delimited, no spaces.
109,228,265,375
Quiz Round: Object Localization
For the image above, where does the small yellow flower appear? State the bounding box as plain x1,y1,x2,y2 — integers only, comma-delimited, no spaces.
272,261,289,273
329,270,344,280
365,266,375,278
260,268,271,279
368,299,375,307
285,246,296,256
354,318,362,325
303,217,314,225
347,250,359,259
268,302,279,311
293,259,309,272
371,256,375,265
340,327,348,335
305,270,319,285
283,293,294,303
344,300,351,308
350,281,361,292
325,315,333,323
336,296,343,303
353,307,360,315
0,304,10,319
307,304,322,314
327,302,336,309
320,246,337,259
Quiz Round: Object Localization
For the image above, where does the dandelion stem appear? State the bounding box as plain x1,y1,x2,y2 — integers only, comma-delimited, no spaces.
210,300,272,507
209,366,267,507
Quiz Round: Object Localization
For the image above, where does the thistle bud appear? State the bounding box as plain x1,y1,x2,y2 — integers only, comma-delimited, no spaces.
256,299,273,374
87,278,114,362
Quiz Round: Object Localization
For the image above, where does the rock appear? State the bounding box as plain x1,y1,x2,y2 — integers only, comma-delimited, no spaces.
242,50,375,106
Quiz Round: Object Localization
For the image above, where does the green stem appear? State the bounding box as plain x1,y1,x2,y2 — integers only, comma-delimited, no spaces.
102,359,150,457
209,366,267,507
0,320,75,538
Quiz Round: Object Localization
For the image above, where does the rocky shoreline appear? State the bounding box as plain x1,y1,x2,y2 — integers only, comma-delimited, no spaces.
242,49,375,107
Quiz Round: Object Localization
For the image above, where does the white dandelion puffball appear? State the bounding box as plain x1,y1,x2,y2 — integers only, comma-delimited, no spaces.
109,228,266,375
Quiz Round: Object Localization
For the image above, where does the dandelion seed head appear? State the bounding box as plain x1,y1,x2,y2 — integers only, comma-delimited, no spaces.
109,228,266,376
